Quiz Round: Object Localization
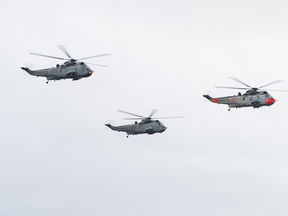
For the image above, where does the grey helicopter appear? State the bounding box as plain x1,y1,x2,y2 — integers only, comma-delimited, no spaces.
21,46,109,84
105,110,184,138
203,77,288,111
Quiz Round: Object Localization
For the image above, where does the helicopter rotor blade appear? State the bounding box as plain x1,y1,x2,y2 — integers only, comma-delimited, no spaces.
30,52,69,60
153,116,185,119
258,80,283,89
149,109,158,118
77,54,110,61
123,118,144,120
24,62,34,69
117,110,145,118
229,77,252,88
57,45,72,59
260,89,288,92
215,86,249,90
123,116,185,120
84,62,107,67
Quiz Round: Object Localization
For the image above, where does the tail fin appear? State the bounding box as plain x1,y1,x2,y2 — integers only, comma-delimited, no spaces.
203,95,217,103
21,67,34,75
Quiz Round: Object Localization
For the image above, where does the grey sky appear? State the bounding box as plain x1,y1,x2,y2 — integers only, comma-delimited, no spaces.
1,0,288,215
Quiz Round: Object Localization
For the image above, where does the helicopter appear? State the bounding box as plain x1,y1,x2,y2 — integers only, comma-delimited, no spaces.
203,77,288,111
105,110,184,138
21,46,109,84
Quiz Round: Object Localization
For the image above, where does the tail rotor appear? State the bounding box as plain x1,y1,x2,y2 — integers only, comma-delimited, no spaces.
105,119,116,132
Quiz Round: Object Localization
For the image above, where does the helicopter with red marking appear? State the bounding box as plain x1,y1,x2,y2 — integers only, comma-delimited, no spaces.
203,77,288,111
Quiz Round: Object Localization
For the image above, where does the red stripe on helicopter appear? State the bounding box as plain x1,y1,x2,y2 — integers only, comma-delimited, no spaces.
214,98,218,103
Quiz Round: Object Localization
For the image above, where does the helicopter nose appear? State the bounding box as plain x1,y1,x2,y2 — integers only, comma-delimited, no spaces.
265,98,276,105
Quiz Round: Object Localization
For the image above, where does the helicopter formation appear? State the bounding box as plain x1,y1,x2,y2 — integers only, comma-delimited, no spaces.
22,46,288,137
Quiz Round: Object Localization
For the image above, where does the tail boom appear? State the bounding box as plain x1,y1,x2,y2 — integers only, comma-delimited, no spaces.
105,124,116,131
203,95,218,103
21,67,34,75
105,124,127,132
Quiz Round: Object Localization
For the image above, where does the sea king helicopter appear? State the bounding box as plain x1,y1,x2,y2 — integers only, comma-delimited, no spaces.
203,77,288,111
21,46,109,84
105,110,184,138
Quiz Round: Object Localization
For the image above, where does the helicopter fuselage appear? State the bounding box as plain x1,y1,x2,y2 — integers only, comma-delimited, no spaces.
105,120,167,137
21,61,93,82
203,90,276,110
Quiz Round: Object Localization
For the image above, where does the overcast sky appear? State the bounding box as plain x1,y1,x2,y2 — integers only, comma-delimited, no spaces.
2,0,288,215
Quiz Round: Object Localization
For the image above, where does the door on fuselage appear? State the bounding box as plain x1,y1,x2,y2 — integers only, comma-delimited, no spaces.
76,65,82,75
57,66,62,74
242,96,247,105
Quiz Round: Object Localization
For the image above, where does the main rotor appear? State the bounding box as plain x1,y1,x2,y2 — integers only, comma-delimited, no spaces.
215,77,288,92
117,110,184,122
30,45,110,67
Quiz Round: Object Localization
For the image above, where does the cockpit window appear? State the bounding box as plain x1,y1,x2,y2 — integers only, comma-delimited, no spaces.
266,94,273,99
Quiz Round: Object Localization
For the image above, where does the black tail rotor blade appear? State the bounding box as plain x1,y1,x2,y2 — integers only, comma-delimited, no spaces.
77,54,110,61
117,110,145,118
57,45,72,59
229,77,251,88
258,80,283,88
30,52,68,60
